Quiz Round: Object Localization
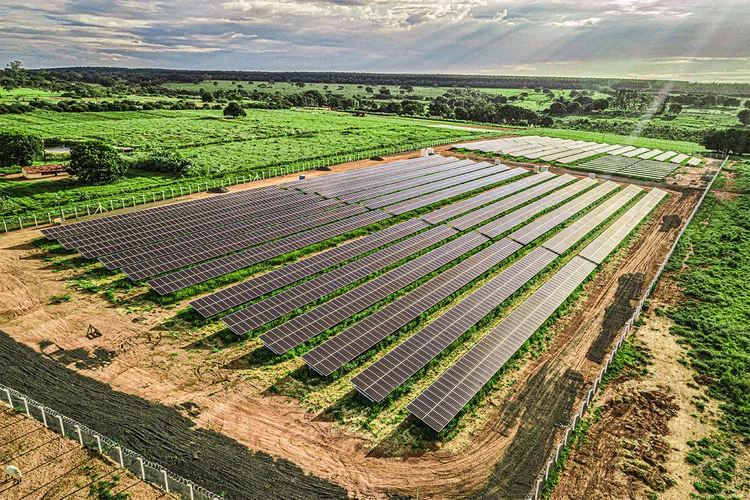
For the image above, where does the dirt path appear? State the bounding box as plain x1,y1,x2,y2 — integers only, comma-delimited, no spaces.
0,164,710,498
0,406,169,500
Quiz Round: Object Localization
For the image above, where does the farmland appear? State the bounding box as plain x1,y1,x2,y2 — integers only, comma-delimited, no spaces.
0,108,486,220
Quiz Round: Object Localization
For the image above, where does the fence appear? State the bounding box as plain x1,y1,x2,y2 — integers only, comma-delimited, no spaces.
0,382,222,500
1,134,495,233
527,156,727,500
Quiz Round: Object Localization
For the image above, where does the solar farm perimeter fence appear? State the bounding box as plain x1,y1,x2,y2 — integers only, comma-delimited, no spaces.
526,156,727,500
1,133,493,233
0,383,222,500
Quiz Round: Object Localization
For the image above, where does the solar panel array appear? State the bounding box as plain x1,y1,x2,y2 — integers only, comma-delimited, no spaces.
422,171,555,224
476,178,597,238
385,168,526,215
337,161,497,203
455,137,686,175
542,185,643,255
190,218,430,318
578,188,667,264
301,238,520,375
407,256,597,431
43,185,289,240
507,181,619,245
147,209,391,294
405,187,667,431
263,232,488,356
353,246,556,402
363,164,508,209
125,202,368,281
574,155,678,181
448,174,575,231
222,224,458,335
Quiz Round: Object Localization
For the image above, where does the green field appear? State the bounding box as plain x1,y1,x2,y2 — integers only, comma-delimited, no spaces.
0,108,490,222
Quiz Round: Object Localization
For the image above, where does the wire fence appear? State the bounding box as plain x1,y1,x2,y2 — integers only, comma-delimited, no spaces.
526,155,727,500
1,134,494,233
0,382,222,500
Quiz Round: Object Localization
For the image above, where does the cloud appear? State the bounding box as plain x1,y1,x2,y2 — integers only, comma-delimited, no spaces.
0,0,748,80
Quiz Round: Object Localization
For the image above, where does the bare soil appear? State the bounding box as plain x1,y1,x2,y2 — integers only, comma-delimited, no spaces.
0,406,169,499
0,155,716,499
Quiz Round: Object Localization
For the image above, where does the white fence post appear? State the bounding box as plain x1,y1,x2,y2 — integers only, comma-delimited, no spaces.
117,446,124,467
41,407,48,427
138,457,146,480
4,388,11,407
76,425,83,445
23,398,30,417
163,469,170,492
57,415,65,436
95,435,102,453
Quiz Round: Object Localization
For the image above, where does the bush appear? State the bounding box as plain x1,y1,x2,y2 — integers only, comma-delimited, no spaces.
126,149,199,176
223,101,246,117
0,132,44,167
68,141,126,183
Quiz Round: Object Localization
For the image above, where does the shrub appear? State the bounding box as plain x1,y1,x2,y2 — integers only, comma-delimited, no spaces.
0,132,44,167
126,149,199,176
223,101,246,117
68,141,126,183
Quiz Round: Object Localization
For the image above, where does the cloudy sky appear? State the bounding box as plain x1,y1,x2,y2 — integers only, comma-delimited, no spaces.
1,0,749,81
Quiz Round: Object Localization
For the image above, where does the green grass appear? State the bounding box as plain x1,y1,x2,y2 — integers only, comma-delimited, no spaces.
668,160,750,440
0,108,491,221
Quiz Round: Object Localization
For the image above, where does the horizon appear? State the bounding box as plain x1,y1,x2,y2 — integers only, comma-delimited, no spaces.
2,1,750,83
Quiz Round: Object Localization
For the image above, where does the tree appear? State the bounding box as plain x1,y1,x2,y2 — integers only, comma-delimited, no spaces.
702,128,750,154
592,98,609,111
668,103,683,116
201,92,214,102
0,132,43,167
738,109,750,126
546,102,567,115
223,101,246,117
68,141,126,183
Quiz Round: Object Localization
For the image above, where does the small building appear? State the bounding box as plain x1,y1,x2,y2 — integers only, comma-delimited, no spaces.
22,164,68,180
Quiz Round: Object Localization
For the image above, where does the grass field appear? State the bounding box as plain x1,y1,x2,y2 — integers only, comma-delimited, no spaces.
0,108,489,220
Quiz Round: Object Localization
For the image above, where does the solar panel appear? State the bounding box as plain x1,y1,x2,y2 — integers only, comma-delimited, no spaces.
556,150,605,164
542,184,643,255
422,172,555,225
302,238,520,376
92,198,343,263
264,232,488,356
540,149,583,161
44,186,289,240
189,218,430,318
622,147,650,158
670,154,689,164
578,188,666,264
606,145,637,156
339,161,497,203
325,158,473,199
507,181,619,245
687,157,702,166
448,174,575,231
146,209,392,294
221,224,457,335
476,178,597,239
364,165,506,209
653,151,677,162
64,191,321,255
123,202,366,280
385,168,526,216
639,149,662,160
407,255,597,432
354,246,556,402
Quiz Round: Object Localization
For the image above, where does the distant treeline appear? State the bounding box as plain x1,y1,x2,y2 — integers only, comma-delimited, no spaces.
38,67,750,95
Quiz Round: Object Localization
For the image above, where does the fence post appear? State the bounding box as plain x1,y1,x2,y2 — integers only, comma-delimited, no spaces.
48,212,52,224
74,207,78,219
23,398,30,417
110,200,114,211
162,469,170,492
138,457,146,480
117,446,124,467
87,205,90,216
132,196,136,207
33,214,38,226
95,435,102,453
3,221,6,232
189,483,195,500
18,217,23,229
57,415,65,436
41,406,48,427
4,388,11,407
75,425,83,445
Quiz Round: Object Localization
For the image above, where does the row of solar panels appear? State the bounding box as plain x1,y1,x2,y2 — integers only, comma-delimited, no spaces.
41,156,519,297
456,136,701,170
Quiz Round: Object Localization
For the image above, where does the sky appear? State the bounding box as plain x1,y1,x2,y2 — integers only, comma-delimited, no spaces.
1,0,749,82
